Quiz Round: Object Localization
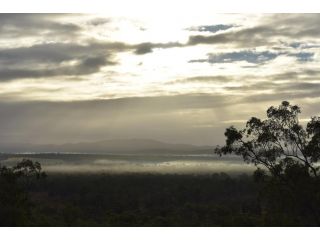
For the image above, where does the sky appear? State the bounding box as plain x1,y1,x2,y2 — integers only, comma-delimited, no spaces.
0,13,320,146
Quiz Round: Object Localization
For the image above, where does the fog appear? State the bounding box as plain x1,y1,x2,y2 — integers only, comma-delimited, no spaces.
44,160,255,174
1,154,255,175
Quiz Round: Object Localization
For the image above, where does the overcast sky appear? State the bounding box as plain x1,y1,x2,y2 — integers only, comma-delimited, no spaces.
0,13,320,146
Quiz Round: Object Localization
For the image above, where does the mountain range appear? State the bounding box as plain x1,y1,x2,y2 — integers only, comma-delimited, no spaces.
0,138,213,154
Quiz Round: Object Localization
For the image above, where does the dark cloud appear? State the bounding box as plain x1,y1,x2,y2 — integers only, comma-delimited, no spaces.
169,68,320,88
277,41,320,51
281,82,320,91
212,51,277,64
134,43,153,54
168,69,320,101
224,81,320,93
289,42,303,49
271,72,300,80
87,17,111,26
0,56,114,81
269,14,320,38
81,56,111,69
189,50,316,65
170,75,235,84
0,39,185,81
187,14,320,47
271,69,320,81
187,24,235,33
0,14,81,38
0,40,183,81
222,78,320,103
134,42,182,55
0,42,124,81
190,50,278,64
187,25,275,47
0,42,128,65
289,52,314,62
188,33,230,46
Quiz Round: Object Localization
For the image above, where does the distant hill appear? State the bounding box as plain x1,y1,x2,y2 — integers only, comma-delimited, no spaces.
0,138,213,154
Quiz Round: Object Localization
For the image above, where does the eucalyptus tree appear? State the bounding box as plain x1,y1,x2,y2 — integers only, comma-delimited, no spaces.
0,159,46,226
215,101,320,179
215,101,320,225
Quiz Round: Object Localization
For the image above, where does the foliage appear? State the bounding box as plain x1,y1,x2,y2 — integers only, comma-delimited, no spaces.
215,101,320,225
14,173,261,226
0,159,46,226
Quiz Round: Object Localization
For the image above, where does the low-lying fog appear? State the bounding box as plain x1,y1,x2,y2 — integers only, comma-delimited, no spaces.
1,154,256,175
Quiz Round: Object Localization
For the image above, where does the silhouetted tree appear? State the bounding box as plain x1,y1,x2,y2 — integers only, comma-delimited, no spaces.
0,159,46,226
215,101,320,225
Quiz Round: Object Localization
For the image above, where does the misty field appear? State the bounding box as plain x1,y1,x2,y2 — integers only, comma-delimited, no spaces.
0,153,255,175
0,154,262,226
0,153,318,227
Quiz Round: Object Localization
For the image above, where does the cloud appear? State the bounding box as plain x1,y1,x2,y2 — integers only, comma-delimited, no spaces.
81,56,108,67
0,42,123,81
224,81,320,94
289,42,303,49
87,17,111,26
0,39,186,81
0,42,128,65
221,77,320,105
169,75,235,84
0,40,183,81
0,14,81,38
134,42,154,54
187,26,274,47
134,42,183,55
187,24,235,33
0,56,115,81
289,52,314,62
167,68,320,104
190,50,279,64
189,49,316,65
187,14,320,47
267,69,320,81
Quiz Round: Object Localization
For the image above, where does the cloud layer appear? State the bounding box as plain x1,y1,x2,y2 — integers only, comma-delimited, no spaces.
0,14,320,145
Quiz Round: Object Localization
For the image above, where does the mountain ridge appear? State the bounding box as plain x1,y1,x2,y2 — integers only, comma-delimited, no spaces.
0,138,213,154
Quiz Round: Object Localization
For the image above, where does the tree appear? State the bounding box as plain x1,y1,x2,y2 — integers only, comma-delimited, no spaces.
215,101,320,225
0,159,46,226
